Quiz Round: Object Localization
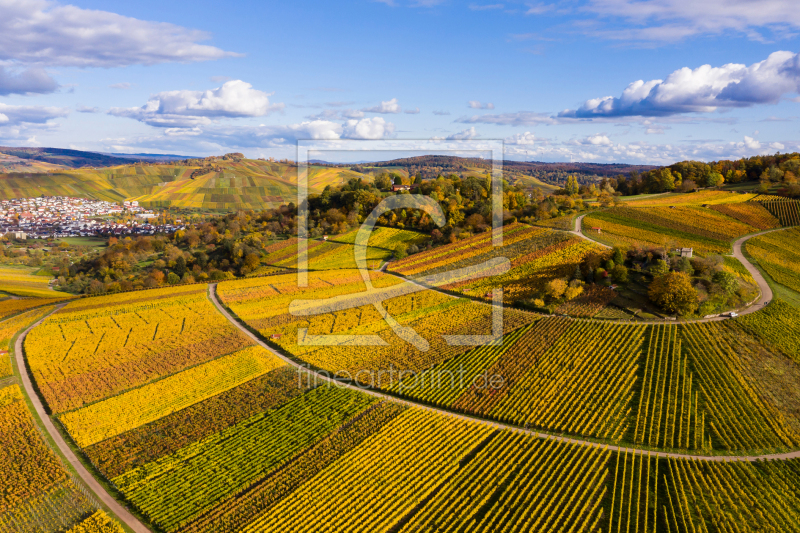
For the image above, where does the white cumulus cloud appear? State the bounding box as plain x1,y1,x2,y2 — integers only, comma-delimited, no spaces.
560,50,800,118
109,80,284,128
446,127,478,140
743,136,761,150
582,134,613,145
468,100,495,109
343,117,395,139
363,98,401,114
505,132,536,145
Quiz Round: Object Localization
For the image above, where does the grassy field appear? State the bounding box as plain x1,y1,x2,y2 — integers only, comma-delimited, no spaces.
55,237,109,248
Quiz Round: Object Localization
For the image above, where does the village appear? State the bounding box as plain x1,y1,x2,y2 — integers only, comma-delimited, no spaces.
0,196,183,239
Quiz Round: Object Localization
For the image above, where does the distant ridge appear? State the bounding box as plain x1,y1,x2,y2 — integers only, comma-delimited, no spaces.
105,152,196,162
0,147,135,169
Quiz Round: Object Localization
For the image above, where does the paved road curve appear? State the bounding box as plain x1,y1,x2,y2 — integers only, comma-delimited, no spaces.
14,305,151,533
208,284,800,462
571,214,611,249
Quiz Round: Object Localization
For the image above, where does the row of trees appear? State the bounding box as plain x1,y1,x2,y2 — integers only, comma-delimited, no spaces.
595,152,800,196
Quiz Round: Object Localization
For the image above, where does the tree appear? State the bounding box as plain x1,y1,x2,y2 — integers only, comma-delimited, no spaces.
545,278,568,299
712,271,738,294
611,264,629,283
174,255,187,277
706,171,724,188
675,257,694,275
648,272,699,315
244,252,260,270
572,264,583,282
612,247,626,265
659,168,676,191
650,259,669,276
375,174,393,190
565,285,584,300
167,272,180,284
565,175,579,195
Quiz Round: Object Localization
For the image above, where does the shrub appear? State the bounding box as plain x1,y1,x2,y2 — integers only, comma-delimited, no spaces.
712,271,738,294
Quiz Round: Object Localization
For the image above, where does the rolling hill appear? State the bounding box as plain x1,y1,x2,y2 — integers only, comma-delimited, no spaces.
0,158,374,210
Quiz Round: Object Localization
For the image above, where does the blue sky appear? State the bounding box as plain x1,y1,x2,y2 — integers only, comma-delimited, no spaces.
1,0,799,164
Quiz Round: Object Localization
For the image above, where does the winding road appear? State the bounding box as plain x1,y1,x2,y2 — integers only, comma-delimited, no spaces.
571,214,611,249
14,305,151,533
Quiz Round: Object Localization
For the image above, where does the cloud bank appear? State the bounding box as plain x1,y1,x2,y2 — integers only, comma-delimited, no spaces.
0,0,238,67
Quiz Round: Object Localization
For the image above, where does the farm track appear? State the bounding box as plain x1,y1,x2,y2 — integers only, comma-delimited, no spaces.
14,305,152,533
208,283,800,462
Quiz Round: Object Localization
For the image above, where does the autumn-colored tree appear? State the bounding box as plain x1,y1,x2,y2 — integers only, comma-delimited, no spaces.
648,271,699,315
244,252,260,270
564,285,583,300
545,278,568,299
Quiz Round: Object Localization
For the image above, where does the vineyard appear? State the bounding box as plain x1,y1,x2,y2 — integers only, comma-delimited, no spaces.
0,266,70,299
623,190,756,206
0,297,56,320
747,227,800,294
24,284,256,413
378,315,800,452
259,237,396,270
709,201,781,229
0,306,53,352
0,385,123,532
217,270,536,387
532,214,576,230
753,196,800,226
330,226,430,249
584,205,761,254
7,213,800,532
389,223,600,303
